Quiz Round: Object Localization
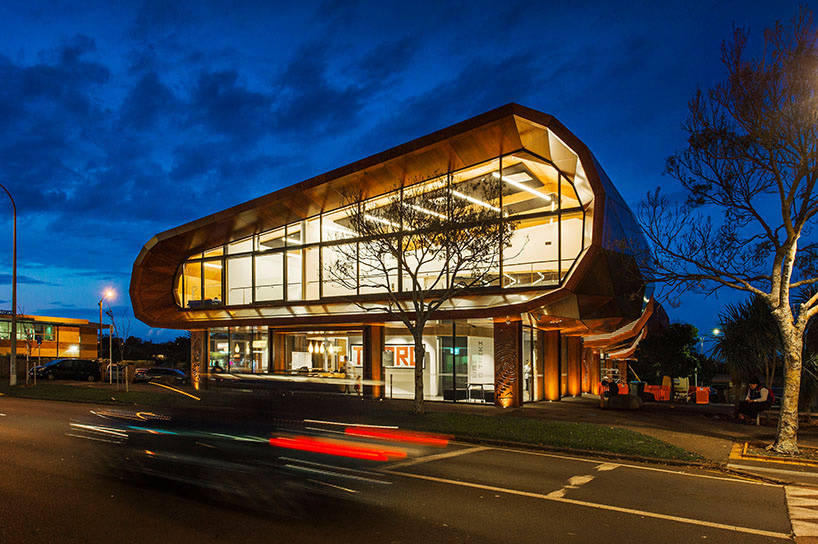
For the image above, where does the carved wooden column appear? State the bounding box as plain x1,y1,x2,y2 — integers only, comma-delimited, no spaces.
271,331,288,373
566,336,582,397
581,347,592,394
542,330,560,401
190,329,208,391
536,329,546,401
494,318,522,408
362,324,384,399
588,350,601,395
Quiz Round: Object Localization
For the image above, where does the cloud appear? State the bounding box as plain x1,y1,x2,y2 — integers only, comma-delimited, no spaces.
48,301,76,308
0,274,58,286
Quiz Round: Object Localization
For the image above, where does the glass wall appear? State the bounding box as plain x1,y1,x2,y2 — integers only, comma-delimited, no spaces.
208,326,268,373
383,319,494,403
175,146,590,309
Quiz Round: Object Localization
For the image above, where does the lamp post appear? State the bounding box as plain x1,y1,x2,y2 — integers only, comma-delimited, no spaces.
98,289,114,381
697,328,721,387
0,183,16,386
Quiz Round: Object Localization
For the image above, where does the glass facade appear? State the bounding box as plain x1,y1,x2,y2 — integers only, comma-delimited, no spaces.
0,321,55,341
208,326,268,373
383,319,494,403
175,149,591,309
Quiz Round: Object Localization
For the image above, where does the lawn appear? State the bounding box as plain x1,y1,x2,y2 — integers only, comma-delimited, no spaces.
0,382,202,407
368,410,703,462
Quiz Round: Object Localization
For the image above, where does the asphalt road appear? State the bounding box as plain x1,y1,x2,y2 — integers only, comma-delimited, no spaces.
0,396,794,543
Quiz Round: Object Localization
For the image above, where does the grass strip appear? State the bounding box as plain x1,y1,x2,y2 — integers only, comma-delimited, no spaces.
0,383,198,406
368,410,702,462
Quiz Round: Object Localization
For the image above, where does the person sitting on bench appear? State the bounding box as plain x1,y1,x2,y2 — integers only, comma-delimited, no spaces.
601,379,619,398
737,377,772,423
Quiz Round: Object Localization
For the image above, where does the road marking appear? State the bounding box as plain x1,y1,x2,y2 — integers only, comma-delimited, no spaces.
567,475,595,486
728,463,818,478
382,469,791,540
596,462,618,471
454,443,776,486
786,486,818,537
387,446,487,469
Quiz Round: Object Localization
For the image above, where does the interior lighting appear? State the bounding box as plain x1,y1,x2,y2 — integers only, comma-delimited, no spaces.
319,343,325,354
308,342,314,354
492,172,552,202
203,262,223,269
285,237,302,245
451,189,501,212
402,202,446,219
364,214,400,228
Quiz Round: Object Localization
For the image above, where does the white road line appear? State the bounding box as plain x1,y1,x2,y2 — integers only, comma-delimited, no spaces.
387,446,488,469
728,463,818,478
382,469,791,540
453,443,777,486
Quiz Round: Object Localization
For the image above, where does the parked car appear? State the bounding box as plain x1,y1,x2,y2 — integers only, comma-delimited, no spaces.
29,358,101,382
103,364,127,382
132,367,189,385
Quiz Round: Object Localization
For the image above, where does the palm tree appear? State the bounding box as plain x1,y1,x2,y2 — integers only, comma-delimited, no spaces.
713,296,782,402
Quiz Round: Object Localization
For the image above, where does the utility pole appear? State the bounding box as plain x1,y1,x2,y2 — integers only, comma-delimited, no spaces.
0,183,17,386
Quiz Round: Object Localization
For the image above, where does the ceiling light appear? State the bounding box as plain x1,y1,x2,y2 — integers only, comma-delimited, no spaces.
203,262,223,269
402,202,446,219
364,214,400,228
451,190,501,212
493,172,552,202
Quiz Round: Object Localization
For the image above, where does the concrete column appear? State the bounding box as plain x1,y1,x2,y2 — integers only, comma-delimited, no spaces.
190,329,208,391
362,324,384,399
494,318,522,408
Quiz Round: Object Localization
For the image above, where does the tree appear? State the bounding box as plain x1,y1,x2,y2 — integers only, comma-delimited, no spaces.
326,173,515,414
639,9,818,453
634,322,715,385
713,296,782,391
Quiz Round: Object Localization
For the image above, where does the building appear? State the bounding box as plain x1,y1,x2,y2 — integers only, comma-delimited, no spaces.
130,104,660,407
0,311,100,361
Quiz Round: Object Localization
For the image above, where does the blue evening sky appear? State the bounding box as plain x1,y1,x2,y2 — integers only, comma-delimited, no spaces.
0,0,805,341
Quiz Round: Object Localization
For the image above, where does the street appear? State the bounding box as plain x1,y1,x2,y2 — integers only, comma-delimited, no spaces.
0,397,794,543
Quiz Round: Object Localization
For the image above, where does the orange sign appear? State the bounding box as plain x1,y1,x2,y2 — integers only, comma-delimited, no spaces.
350,344,418,367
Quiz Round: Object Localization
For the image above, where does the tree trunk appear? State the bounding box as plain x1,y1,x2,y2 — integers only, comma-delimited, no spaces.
773,327,803,454
413,330,425,415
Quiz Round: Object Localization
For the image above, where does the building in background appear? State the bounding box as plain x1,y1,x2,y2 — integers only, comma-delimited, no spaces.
0,311,99,360
130,104,661,407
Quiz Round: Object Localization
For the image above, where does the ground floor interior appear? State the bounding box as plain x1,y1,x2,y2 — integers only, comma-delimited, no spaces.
190,316,632,408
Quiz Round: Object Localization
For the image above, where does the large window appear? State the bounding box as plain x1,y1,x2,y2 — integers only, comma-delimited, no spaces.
175,145,591,309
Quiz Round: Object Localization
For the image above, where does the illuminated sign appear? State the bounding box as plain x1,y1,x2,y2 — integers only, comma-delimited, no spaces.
350,344,419,367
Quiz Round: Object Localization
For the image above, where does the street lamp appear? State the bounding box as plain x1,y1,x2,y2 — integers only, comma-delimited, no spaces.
98,289,114,366
0,183,16,386
697,328,721,387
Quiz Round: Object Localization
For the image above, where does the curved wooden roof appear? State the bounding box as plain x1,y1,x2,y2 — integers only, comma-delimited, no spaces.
130,103,626,330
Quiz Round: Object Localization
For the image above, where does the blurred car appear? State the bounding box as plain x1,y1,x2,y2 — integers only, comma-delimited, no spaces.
68,408,449,514
132,367,189,385
29,358,101,382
